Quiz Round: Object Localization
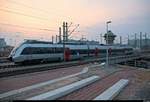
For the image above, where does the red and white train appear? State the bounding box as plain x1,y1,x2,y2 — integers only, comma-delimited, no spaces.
9,40,133,64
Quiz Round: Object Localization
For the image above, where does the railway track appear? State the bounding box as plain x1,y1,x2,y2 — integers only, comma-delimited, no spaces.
0,57,10,63
0,56,108,78
0,62,16,68
0,54,139,69
0,59,99,78
0,57,103,69
0,54,142,78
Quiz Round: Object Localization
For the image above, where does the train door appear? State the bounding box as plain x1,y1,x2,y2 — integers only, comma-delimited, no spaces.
95,47,99,57
87,44,90,57
64,48,70,61
28,47,33,61
108,48,112,56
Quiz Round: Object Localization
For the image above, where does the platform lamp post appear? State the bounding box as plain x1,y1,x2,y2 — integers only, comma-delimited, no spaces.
106,21,111,68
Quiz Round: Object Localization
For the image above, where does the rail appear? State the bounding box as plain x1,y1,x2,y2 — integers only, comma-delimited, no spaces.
0,54,146,78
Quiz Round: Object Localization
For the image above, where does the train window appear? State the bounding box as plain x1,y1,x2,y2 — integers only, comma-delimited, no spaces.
70,49,88,55
21,47,63,55
89,49,95,54
21,47,31,55
79,49,88,54
70,50,77,55
99,49,104,53
55,48,63,53
78,50,83,54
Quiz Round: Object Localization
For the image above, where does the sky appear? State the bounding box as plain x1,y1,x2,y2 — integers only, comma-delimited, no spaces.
0,0,150,46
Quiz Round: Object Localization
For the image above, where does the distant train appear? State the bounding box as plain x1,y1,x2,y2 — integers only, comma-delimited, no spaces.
9,40,134,64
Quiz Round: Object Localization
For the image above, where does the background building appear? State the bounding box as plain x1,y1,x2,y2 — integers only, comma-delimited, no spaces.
0,38,14,57
128,39,150,49
0,38,6,48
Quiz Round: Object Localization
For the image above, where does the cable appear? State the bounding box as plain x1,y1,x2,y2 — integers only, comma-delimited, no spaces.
0,22,58,32
0,6,59,27
5,0,67,17
68,24,80,36
0,8,49,21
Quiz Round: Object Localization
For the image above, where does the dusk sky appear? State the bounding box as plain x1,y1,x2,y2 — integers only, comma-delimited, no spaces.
0,0,150,46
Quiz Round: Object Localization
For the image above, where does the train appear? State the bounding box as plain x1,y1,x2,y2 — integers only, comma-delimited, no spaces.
9,40,134,64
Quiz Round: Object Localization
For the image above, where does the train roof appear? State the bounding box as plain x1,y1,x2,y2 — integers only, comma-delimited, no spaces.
20,40,133,49
23,40,53,44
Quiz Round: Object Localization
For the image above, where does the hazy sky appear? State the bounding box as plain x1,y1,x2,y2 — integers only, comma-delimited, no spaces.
0,0,150,46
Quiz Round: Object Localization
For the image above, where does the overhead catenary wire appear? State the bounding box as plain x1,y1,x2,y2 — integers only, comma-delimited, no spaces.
0,6,61,28
0,6,70,29
68,24,80,36
0,8,49,21
0,1,82,33
0,22,58,32
5,0,67,18
0,0,102,41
